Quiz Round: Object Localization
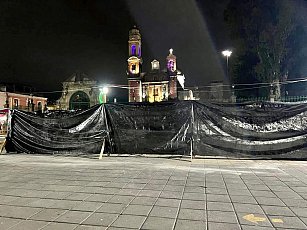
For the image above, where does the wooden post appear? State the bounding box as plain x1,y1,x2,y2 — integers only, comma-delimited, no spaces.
190,103,194,162
0,139,6,154
190,138,193,161
99,138,105,160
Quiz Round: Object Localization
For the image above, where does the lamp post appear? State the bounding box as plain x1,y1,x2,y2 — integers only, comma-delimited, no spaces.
222,50,232,81
99,87,109,104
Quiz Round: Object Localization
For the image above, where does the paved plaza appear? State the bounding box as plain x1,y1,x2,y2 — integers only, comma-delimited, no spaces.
0,154,307,229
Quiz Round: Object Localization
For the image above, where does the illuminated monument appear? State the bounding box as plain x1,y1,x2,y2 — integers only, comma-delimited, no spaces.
127,26,185,103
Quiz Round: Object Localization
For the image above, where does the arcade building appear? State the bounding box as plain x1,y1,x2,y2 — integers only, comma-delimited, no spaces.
127,27,186,103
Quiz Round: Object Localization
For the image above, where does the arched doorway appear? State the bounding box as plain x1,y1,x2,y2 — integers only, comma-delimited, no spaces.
69,91,90,110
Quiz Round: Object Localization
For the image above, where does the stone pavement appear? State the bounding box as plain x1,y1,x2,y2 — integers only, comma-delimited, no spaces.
0,154,307,230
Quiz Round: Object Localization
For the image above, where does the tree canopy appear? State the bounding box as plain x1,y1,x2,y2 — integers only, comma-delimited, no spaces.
224,0,306,98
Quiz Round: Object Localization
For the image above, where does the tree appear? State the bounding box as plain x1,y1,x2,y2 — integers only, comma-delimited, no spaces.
224,0,303,99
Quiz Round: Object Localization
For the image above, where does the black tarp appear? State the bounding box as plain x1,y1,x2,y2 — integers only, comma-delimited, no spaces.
105,102,192,154
7,101,307,157
8,105,108,154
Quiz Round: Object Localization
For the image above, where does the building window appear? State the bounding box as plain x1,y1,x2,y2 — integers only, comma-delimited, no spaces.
13,98,19,108
131,44,136,55
153,87,159,96
168,60,175,72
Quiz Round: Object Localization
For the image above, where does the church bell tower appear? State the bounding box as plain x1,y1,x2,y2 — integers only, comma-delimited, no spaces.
127,26,142,102
167,48,178,99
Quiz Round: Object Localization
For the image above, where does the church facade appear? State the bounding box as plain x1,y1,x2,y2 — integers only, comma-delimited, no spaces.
127,27,185,103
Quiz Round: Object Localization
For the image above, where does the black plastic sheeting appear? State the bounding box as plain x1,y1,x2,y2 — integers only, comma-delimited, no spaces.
7,101,307,157
8,105,108,154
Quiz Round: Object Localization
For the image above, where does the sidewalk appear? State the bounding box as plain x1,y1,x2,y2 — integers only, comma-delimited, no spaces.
0,154,307,229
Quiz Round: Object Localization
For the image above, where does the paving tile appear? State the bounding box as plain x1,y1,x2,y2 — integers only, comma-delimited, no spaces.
138,190,161,198
208,210,238,224
75,224,109,229
206,188,228,195
207,222,240,230
174,219,206,230
0,205,42,219
0,195,18,204
205,183,225,188
117,188,140,196
207,194,230,203
81,212,118,226
143,184,164,191
181,199,205,210
86,181,109,187
44,191,71,199
0,217,22,229
130,196,157,206
255,197,285,206
66,192,92,201
27,198,57,208
228,190,251,196
141,216,174,229
237,212,273,227
7,220,48,230
123,182,146,189
269,215,307,229
100,187,121,195
160,191,182,199
122,204,152,216
207,201,233,212
23,190,51,198
233,203,264,214
250,190,277,198
164,185,185,192
185,186,205,193
111,214,146,228
274,191,301,199
290,207,307,218
149,206,178,218
246,185,270,191
241,224,275,230
108,195,135,204
8,197,39,206
155,198,181,208
71,201,104,212
74,225,110,230
178,208,206,221
182,192,205,201
30,208,67,221
262,205,295,217
281,198,307,208
54,210,91,224
41,222,77,230
97,203,127,214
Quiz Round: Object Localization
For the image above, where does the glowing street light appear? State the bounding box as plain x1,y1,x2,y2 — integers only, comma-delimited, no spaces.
102,87,109,95
99,87,109,104
222,49,232,81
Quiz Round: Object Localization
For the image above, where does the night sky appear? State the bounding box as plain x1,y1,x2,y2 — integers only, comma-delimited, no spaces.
0,0,242,100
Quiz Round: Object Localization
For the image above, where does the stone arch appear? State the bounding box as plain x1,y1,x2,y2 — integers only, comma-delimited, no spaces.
69,91,90,110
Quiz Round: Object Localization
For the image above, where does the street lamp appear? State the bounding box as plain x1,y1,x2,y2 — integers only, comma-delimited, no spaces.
99,87,109,104
222,50,232,80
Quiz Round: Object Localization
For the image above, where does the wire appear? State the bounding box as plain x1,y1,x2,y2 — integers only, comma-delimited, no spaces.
31,77,307,95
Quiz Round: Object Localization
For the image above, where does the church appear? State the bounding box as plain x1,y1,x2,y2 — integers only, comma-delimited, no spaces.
127,26,186,103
